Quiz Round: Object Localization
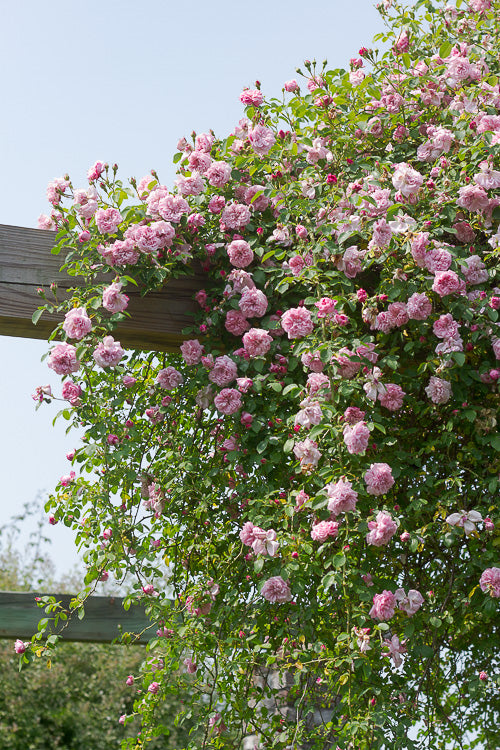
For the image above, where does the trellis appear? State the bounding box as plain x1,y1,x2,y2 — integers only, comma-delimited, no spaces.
0,223,204,643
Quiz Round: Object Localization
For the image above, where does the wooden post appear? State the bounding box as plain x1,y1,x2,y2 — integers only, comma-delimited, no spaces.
0,224,207,352
0,591,151,644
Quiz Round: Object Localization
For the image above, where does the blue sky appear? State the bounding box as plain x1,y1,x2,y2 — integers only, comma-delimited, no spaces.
0,0,387,577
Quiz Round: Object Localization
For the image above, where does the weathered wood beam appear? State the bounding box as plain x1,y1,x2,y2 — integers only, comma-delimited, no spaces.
0,591,152,644
0,224,206,352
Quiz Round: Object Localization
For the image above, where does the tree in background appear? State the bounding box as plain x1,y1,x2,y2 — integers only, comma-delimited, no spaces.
31,0,500,747
0,502,195,749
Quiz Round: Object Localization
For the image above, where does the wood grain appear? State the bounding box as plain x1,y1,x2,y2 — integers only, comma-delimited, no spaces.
0,224,207,352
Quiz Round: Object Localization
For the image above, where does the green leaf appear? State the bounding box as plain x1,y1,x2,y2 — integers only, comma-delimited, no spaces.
452,351,466,367
32,307,46,326
490,434,500,452
439,41,452,58
283,438,295,454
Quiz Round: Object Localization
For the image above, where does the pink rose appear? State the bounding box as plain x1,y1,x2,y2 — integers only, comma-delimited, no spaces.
240,88,264,106
102,282,129,313
311,520,339,543
156,366,184,390
62,380,82,405
326,478,358,516
379,383,405,411
62,307,92,340
364,463,395,496
93,336,124,368
261,576,292,603
14,639,28,654
87,161,106,181
95,207,122,234
479,567,500,597
227,239,254,268
407,293,432,320
209,356,238,387
248,125,276,156
366,511,398,546
425,376,452,404
239,287,268,318
281,307,313,339
180,339,204,365
242,328,273,358
225,310,250,337
369,590,396,621
214,388,242,415
395,588,424,615
206,161,232,188
432,270,462,297
293,438,321,470
392,162,423,197
343,421,370,454
48,343,80,376
221,203,251,230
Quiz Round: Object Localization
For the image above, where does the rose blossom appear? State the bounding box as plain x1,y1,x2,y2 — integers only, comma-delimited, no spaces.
227,239,254,268
446,510,482,536
306,372,331,397
156,366,184,389
425,376,452,404
62,307,92,340
261,576,291,603
395,588,424,615
239,287,268,318
62,380,82,405
326,478,358,515
225,310,250,336
281,307,313,339
95,207,122,234
14,639,28,654
48,343,80,375
383,635,407,668
407,293,432,320
242,328,273,358
252,528,279,557
456,184,489,212
93,336,124,368
379,383,405,411
102,282,129,313
214,388,242,415
293,438,321,470
344,407,365,425
432,270,462,297
240,88,264,106
334,348,361,379
433,314,460,340
236,377,253,393
221,203,251,229
180,339,204,365
311,520,339,542
366,511,398,546
301,351,324,373
364,463,395,496
248,125,276,156
245,185,269,211
369,590,396,621
294,399,323,429
209,355,238,386
392,162,423,197
479,567,500,598
343,421,370,454
206,161,232,187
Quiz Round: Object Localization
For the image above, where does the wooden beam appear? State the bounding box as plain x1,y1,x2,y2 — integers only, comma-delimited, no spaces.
0,591,152,644
0,224,207,352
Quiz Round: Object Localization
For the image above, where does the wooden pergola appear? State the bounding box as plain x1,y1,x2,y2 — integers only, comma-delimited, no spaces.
0,223,204,643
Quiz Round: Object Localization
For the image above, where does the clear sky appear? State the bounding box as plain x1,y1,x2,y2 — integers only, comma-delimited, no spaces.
0,0,387,578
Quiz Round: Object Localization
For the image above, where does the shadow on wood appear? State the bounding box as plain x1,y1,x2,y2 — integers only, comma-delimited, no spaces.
0,224,207,352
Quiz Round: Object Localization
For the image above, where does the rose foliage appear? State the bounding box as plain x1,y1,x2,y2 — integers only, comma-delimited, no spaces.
31,1,500,747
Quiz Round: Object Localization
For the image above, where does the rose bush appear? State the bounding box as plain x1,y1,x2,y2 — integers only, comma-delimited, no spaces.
30,1,500,747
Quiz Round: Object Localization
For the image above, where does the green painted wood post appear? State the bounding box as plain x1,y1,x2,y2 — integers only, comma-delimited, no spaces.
0,592,153,644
